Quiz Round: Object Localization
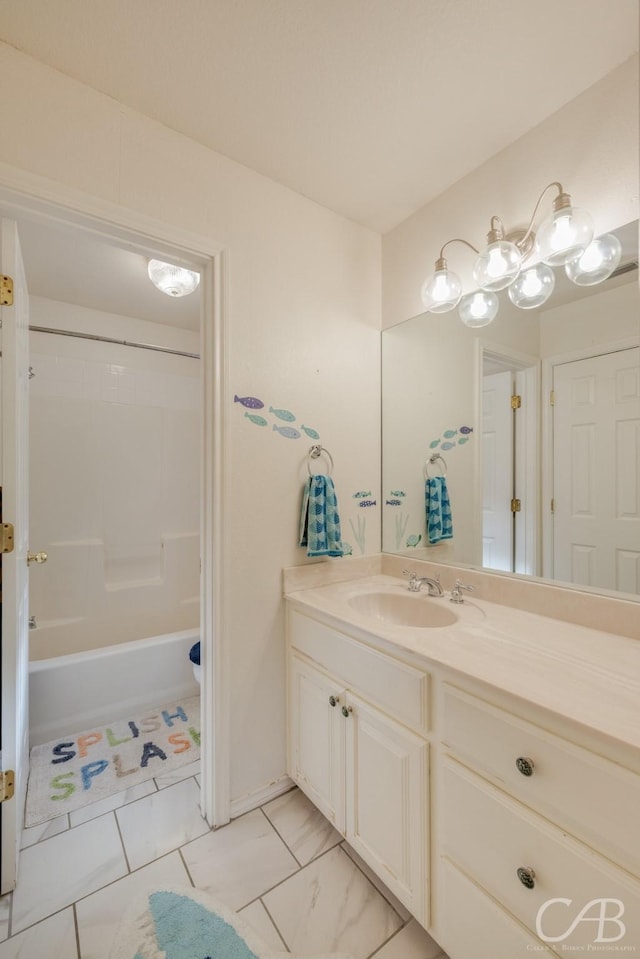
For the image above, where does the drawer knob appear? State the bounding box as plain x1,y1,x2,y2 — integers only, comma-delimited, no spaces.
341,705,353,718
516,757,535,777
328,695,340,707
516,866,536,889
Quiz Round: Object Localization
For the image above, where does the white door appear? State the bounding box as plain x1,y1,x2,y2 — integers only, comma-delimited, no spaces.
0,219,31,893
288,653,346,829
482,371,513,571
345,692,428,923
553,348,640,592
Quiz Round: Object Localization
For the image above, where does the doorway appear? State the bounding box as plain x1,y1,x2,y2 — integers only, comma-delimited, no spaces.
480,348,539,575
0,185,227,892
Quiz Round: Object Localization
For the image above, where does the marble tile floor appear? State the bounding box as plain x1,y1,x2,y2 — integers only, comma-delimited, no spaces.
0,765,449,959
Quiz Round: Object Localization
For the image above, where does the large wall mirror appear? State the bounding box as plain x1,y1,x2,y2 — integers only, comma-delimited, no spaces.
382,221,639,601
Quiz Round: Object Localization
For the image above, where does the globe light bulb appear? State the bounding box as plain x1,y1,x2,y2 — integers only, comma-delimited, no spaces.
421,265,462,313
507,264,555,309
565,233,622,286
536,201,593,267
458,291,499,328
473,239,521,292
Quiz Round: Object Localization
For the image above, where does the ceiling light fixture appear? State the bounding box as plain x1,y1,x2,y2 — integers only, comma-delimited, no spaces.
148,259,200,297
420,182,622,326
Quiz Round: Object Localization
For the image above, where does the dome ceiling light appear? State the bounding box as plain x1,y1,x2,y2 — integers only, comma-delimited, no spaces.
148,259,200,297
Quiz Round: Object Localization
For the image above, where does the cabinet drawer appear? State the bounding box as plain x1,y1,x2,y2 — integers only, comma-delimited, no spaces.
289,610,429,733
442,684,640,876
442,758,640,951
437,856,556,959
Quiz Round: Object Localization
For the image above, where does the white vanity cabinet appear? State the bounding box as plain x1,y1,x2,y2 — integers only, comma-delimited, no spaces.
287,609,429,923
437,683,640,956
285,585,640,958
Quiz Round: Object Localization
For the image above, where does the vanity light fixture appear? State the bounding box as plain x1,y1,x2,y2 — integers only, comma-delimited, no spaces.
420,181,622,325
148,259,200,297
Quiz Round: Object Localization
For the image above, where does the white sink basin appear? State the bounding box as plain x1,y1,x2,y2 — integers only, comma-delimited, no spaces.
348,591,459,628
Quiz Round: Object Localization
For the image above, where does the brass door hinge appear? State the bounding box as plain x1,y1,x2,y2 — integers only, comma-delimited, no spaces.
511,498,522,513
551,498,555,514
0,523,14,553
0,276,13,307
550,389,555,406
0,770,15,803
511,394,522,410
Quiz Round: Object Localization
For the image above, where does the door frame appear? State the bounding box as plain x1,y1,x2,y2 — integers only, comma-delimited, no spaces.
476,340,540,576
541,335,640,581
0,162,230,827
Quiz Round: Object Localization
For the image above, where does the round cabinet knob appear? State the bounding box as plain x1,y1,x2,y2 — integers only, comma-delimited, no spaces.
516,866,536,889
516,757,535,777
341,705,353,718
328,695,340,708
27,550,48,566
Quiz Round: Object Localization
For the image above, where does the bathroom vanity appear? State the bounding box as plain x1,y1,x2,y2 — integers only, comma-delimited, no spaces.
284,560,640,957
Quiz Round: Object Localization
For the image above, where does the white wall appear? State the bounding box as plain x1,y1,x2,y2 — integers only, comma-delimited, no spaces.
0,41,381,807
29,296,200,642
540,279,638,357
382,54,639,330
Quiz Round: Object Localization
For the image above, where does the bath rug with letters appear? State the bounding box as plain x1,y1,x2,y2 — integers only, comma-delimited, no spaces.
25,696,200,826
109,884,354,959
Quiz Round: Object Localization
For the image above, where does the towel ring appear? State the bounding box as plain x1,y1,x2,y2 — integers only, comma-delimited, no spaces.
307,444,334,476
424,452,447,479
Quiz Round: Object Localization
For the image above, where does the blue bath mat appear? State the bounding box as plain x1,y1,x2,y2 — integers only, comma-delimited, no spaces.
109,885,354,959
25,696,201,826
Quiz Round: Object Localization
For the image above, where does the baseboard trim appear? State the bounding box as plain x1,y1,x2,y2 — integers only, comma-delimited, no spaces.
229,775,295,818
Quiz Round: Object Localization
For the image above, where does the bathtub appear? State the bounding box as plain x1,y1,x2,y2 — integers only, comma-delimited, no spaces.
29,619,200,746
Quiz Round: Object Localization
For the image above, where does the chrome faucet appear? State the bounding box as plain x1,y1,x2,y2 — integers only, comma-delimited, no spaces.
403,570,444,596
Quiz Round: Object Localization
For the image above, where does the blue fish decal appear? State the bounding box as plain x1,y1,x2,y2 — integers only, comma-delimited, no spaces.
459,426,473,434
389,490,406,497
358,499,376,508
273,424,301,439
244,412,267,426
458,436,469,445
386,499,402,506
352,491,372,498
429,439,440,449
406,533,422,547
234,394,264,410
300,425,320,439
269,405,296,422
441,441,455,450
443,429,458,439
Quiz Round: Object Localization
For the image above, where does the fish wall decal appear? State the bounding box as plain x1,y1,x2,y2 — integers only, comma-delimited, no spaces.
234,394,264,410
352,491,372,499
269,405,296,422
300,425,320,439
459,426,473,434
389,490,406,497
244,412,267,426
358,499,377,508
272,424,301,439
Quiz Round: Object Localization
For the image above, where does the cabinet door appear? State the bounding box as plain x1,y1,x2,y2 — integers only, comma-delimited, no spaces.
288,653,346,830
345,693,428,924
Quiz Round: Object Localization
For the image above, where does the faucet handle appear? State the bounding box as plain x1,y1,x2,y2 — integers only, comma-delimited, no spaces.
403,569,417,583
450,579,475,603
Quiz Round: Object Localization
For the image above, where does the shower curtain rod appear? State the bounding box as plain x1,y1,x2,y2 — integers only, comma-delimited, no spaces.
29,325,200,360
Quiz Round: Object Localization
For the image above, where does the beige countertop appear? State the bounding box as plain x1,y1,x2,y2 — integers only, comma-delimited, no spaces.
285,573,640,754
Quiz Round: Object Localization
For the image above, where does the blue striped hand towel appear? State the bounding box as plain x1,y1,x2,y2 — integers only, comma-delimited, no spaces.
425,476,453,545
299,474,344,557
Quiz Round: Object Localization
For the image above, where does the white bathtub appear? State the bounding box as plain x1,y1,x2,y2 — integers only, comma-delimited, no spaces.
29,622,200,746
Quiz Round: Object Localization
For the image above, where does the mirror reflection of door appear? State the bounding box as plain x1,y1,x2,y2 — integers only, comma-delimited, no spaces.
482,353,539,575
552,347,640,592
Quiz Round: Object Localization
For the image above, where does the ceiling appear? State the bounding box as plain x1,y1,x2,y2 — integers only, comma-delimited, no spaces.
0,1,636,327
0,0,637,233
